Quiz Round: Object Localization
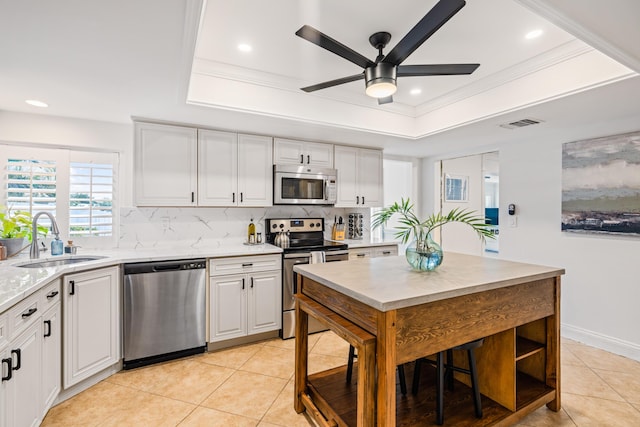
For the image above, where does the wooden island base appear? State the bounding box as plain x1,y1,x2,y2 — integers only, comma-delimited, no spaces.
307,363,556,426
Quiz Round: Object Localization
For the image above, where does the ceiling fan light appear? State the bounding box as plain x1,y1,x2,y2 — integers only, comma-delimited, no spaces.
365,63,397,98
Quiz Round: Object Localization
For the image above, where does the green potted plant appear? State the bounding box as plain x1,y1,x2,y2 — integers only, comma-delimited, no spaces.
372,198,494,271
0,207,48,257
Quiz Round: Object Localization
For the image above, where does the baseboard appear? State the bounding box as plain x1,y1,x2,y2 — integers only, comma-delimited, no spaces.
562,323,640,362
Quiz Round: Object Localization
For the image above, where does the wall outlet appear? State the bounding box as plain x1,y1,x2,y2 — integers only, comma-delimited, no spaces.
509,215,518,228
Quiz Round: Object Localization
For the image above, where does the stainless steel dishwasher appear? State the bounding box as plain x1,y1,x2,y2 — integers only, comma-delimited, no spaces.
123,259,206,369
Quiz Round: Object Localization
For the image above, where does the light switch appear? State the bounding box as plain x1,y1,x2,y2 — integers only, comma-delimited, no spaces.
509,215,518,228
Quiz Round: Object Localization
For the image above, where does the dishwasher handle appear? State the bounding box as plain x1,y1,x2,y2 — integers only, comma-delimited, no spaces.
124,259,206,275
152,264,182,272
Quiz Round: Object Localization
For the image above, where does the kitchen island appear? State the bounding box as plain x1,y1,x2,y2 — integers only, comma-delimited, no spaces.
293,253,565,426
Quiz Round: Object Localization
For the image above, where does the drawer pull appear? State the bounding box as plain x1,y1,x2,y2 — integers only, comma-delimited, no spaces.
11,349,21,371
44,320,52,338
357,253,366,258
382,251,391,255
21,307,38,318
242,263,253,267
1,358,12,382
46,291,59,299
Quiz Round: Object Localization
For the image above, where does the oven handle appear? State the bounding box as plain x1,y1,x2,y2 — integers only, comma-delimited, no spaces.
284,249,349,259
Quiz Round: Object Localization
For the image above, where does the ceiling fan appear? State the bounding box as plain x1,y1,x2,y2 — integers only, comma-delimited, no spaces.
295,0,479,105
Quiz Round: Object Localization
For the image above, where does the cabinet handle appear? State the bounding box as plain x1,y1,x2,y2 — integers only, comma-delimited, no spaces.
356,196,360,205
1,358,12,382
46,290,59,299
242,263,253,267
362,196,365,205
251,277,254,288
357,253,366,258
242,278,245,290
382,251,391,255
21,307,38,318
11,349,21,371
191,192,195,203
307,155,310,164
300,154,304,164
69,280,75,295
232,192,235,203
44,320,52,338
240,192,243,203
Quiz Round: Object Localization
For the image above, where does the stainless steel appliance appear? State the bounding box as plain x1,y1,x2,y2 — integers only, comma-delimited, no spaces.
266,218,348,339
348,213,364,239
273,165,337,205
123,259,206,369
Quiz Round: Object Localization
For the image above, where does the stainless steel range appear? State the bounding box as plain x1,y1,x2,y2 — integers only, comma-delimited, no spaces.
266,218,349,339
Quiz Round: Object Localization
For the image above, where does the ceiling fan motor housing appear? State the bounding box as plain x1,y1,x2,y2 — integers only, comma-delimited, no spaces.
365,62,397,97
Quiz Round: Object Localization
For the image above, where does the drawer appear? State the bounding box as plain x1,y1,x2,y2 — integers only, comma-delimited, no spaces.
40,279,61,310
210,254,281,276
349,248,372,260
373,245,398,257
8,290,41,341
0,313,7,352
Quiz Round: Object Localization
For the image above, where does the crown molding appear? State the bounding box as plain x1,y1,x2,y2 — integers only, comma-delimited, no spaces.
515,0,640,73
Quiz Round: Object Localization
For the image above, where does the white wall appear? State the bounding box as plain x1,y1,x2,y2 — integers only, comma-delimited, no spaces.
422,126,640,362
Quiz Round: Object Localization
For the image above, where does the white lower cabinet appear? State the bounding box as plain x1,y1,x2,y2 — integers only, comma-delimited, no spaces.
41,302,61,416
209,255,282,342
63,266,120,389
4,321,42,427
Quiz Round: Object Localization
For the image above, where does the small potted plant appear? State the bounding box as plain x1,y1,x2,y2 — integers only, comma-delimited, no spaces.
0,207,48,257
372,198,494,271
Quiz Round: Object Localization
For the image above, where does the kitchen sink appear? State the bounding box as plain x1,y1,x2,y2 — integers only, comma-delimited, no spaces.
16,256,107,268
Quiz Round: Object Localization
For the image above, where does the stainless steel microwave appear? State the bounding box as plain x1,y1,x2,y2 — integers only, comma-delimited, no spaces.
273,165,337,205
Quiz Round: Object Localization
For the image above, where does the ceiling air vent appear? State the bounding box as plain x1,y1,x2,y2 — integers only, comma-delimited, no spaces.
499,118,544,130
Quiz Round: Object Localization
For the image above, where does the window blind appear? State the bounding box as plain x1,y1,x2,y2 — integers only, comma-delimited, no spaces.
69,162,113,237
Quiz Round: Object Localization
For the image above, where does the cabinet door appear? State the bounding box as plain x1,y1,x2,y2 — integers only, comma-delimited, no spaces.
63,266,120,388
134,122,198,206
0,348,6,427
198,129,238,206
334,145,359,207
247,270,282,335
305,142,334,168
237,134,273,207
5,321,42,427
210,274,247,342
41,303,60,417
273,138,305,165
357,148,383,207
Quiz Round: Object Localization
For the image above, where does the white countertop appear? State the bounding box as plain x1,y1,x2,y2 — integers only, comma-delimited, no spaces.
294,252,564,312
0,242,282,313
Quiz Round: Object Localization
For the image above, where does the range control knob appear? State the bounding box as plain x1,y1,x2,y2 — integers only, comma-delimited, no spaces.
279,224,284,228
272,224,278,229
316,222,321,227
310,223,315,228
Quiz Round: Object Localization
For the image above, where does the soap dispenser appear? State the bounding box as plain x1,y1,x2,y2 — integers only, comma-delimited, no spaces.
51,235,63,256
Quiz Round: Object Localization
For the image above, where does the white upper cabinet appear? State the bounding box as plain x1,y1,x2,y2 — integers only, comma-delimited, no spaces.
135,122,198,206
274,138,334,168
198,130,238,206
135,123,272,207
198,131,272,207
334,146,383,207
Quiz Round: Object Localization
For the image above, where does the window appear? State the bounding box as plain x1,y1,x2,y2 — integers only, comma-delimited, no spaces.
1,145,118,247
69,161,114,237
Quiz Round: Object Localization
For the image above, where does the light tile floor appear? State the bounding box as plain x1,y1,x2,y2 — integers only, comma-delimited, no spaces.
42,333,640,426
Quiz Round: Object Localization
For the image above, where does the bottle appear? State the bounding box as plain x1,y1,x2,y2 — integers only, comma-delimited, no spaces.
248,218,256,243
0,243,7,261
51,236,63,256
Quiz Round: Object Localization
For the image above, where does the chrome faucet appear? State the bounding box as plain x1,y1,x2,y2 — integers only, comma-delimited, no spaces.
30,212,61,259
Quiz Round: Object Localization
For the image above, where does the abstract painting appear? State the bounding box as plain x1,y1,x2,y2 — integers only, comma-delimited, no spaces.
562,130,640,236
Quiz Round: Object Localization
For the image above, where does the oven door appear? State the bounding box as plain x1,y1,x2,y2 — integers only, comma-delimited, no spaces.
282,250,348,339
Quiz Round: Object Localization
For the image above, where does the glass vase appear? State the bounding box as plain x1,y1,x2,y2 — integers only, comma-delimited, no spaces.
405,233,443,271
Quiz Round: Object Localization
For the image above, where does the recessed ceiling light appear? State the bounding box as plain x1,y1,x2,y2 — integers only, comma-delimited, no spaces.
410,88,422,95
525,29,543,40
237,43,252,52
25,99,48,108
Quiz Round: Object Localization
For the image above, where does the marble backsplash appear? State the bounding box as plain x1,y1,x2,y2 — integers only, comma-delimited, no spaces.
119,206,372,249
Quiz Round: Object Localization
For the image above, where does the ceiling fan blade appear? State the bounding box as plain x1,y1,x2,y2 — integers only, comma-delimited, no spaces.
296,25,375,69
301,73,365,92
378,96,393,105
397,63,479,76
383,0,466,66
